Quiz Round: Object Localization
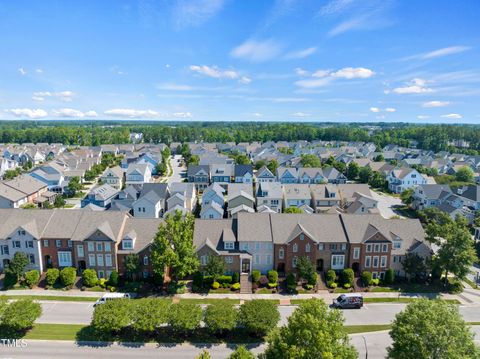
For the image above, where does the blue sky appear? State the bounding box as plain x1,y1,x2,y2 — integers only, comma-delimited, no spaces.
1,0,480,123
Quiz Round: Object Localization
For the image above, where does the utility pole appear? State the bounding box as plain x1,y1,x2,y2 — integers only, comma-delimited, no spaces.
362,335,368,359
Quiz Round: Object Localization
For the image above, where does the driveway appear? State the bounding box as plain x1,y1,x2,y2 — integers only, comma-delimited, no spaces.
167,154,186,185
370,191,403,219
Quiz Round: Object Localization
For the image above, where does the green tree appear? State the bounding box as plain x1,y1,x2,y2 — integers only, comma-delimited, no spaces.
455,166,474,183
385,268,395,285
228,346,255,359
108,270,119,287
233,153,251,165
131,298,171,332
347,162,360,180
67,176,82,195
1,299,42,331
263,299,357,359
401,253,427,282
196,350,211,359
284,207,303,214
238,299,280,337
91,299,133,333
124,254,140,280
54,195,66,208
6,252,29,282
151,212,198,281
255,160,266,170
400,188,414,206
267,159,279,174
204,302,238,335
358,166,372,184
341,268,354,286
368,171,386,189
82,269,98,287
296,257,317,285
388,299,479,359
300,154,321,168
168,302,202,334
373,154,385,162
205,255,226,281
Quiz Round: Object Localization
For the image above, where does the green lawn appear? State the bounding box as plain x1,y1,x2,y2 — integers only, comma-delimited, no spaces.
369,287,400,293
345,324,391,334
364,297,460,305
0,295,98,302
178,298,240,305
463,277,479,289
25,324,86,341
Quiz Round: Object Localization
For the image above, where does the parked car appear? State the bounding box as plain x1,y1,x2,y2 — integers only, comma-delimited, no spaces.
94,293,131,307
332,293,363,309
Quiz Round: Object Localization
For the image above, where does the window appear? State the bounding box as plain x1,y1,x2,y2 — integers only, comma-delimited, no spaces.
330,244,337,250
393,240,402,249
104,242,111,252
43,240,49,247
380,256,387,268
28,254,35,264
77,245,84,257
58,252,72,267
379,272,385,280
1,245,9,255
200,255,207,266
143,256,149,265
96,242,103,252
374,244,380,252
105,254,112,266
318,243,324,251
300,234,304,241
293,243,298,252
13,241,21,248
372,272,378,279
382,244,388,252
279,248,284,259
87,242,94,251
265,254,272,265
353,247,360,260
331,255,345,269
225,256,233,264
292,256,298,268
56,240,62,248
122,240,133,250
67,240,72,248
254,254,260,264
341,243,346,251
97,254,104,266
365,256,371,268
18,230,26,236
88,254,96,266
366,244,372,253
98,270,105,279
242,243,249,251
305,243,311,253
224,242,235,250
373,256,379,268
26,241,34,248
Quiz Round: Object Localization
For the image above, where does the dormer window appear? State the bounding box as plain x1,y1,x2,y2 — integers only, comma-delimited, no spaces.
123,240,133,250
224,242,235,250
393,240,402,249
300,234,304,241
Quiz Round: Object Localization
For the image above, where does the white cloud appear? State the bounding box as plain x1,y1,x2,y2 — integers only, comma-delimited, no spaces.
441,113,462,119
35,69,43,74
171,112,193,118
319,0,355,16
371,107,395,113
109,65,125,75
292,112,311,117
157,83,193,91
422,100,450,108
18,68,27,76
104,109,192,119
294,77,332,88
370,107,380,113
408,46,471,60
331,67,375,79
312,70,331,78
284,46,317,60
417,115,430,120
32,91,75,102
392,78,433,94
385,107,396,112
85,111,98,117
252,112,263,118
230,39,283,62
52,108,86,118
5,108,48,119
189,65,250,84
295,68,309,76
173,0,225,28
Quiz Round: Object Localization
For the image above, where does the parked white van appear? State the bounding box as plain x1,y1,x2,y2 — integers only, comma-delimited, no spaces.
94,293,131,307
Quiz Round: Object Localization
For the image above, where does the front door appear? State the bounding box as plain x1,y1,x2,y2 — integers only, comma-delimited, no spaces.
316,259,324,271
241,259,250,273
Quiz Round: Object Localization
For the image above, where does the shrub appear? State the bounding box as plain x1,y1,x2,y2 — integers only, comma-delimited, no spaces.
192,271,204,292
82,269,98,287
108,271,119,287
204,302,238,334
304,284,314,290
203,275,214,287
3,271,18,289
328,282,337,289
1,299,42,331
132,298,170,332
267,270,278,284
448,279,463,294
384,268,395,285
326,269,337,283
60,267,76,287
371,278,380,286
231,283,241,291
221,282,230,288
212,281,220,289
343,283,351,289
218,275,232,285
238,300,280,336
286,272,296,286
45,268,60,287
168,302,202,334
361,271,372,286
228,345,255,359
98,278,107,288
232,272,240,284
91,298,133,333
267,282,277,289
252,270,261,284
24,270,40,288
342,268,354,286
259,275,269,287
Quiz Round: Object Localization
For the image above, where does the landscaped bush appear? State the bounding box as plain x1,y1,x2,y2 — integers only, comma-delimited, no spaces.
304,284,314,290
1,299,42,331
212,281,220,289
82,269,98,287
238,300,280,337
448,279,463,294
24,270,40,288
259,275,269,287
167,281,186,294
384,268,395,285
371,278,380,286
203,275,214,287
108,270,119,287
286,272,296,293
326,269,337,283
343,283,351,289
267,270,278,284
231,283,241,291
59,267,76,288
204,302,238,335
98,278,107,288
232,272,240,284
168,302,202,334
228,345,255,359
342,268,354,286
217,275,232,285
45,268,60,287
192,271,204,292
361,271,372,286
91,298,133,333
131,298,170,332
328,281,337,289
3,271,18,289
252,270,261,284
267,282,277,289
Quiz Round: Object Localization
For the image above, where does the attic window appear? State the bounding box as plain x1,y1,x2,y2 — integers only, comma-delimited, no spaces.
224,242,235,250
123,240,133,250
300,234,304,241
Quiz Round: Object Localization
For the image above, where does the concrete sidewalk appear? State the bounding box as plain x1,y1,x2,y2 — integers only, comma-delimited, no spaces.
2,289,104,297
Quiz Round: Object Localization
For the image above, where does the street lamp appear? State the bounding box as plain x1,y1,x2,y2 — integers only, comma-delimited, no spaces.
362,335,368,359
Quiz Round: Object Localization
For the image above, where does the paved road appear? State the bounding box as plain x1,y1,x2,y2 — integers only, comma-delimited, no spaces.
37,301,480,326
370,191,403,219
3,328,480,358
167,154,186,185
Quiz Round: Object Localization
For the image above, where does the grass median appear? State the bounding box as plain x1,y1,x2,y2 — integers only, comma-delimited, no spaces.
0,295,98,302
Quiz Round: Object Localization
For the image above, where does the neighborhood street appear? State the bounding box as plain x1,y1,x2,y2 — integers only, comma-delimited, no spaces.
370,190,403,219
167,154,186,184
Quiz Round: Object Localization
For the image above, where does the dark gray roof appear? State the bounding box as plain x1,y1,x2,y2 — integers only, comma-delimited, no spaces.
234,164,253,177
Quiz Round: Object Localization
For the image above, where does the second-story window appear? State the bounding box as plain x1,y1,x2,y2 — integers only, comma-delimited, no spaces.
279,248,284,259
293,243,298,252
305,243,311,253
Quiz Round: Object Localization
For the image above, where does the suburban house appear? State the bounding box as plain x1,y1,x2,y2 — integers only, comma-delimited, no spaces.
255,166,276,183
3,175,49,206
277,167,298,184
29,162,65,192
187,165,210,192
200,184,226,219
0,183,28,208
282,184,312,211
165,182,197,216
136,153,162,175
297,168,326,184
133,183,169,218
227,183,255,217
412,184,452,210
256,181,283,213
200,201,225,220
211,164,234,187
125,164,152,186
100,166,124,189
387,168,427,193
234,165,253,184
310,184,378,214
81,184,119,209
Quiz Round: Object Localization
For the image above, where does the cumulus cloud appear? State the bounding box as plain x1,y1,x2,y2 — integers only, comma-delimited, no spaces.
189,65,251,84
32,91,75,102
5,108,48,119
35,69,43,74
392,78,433,94
370,107,395,114
422,100,450,108
295,68,309,76
284,46,317,60
18,68,27,76
52,108,88,118
230,39,283,62
370,107,380,113
295,67,374,88
292,112,311,117
441,113,462,119
104,109,192,119
85,111,98,117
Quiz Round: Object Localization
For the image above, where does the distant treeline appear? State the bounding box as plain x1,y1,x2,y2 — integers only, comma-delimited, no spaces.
0,121,480,153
